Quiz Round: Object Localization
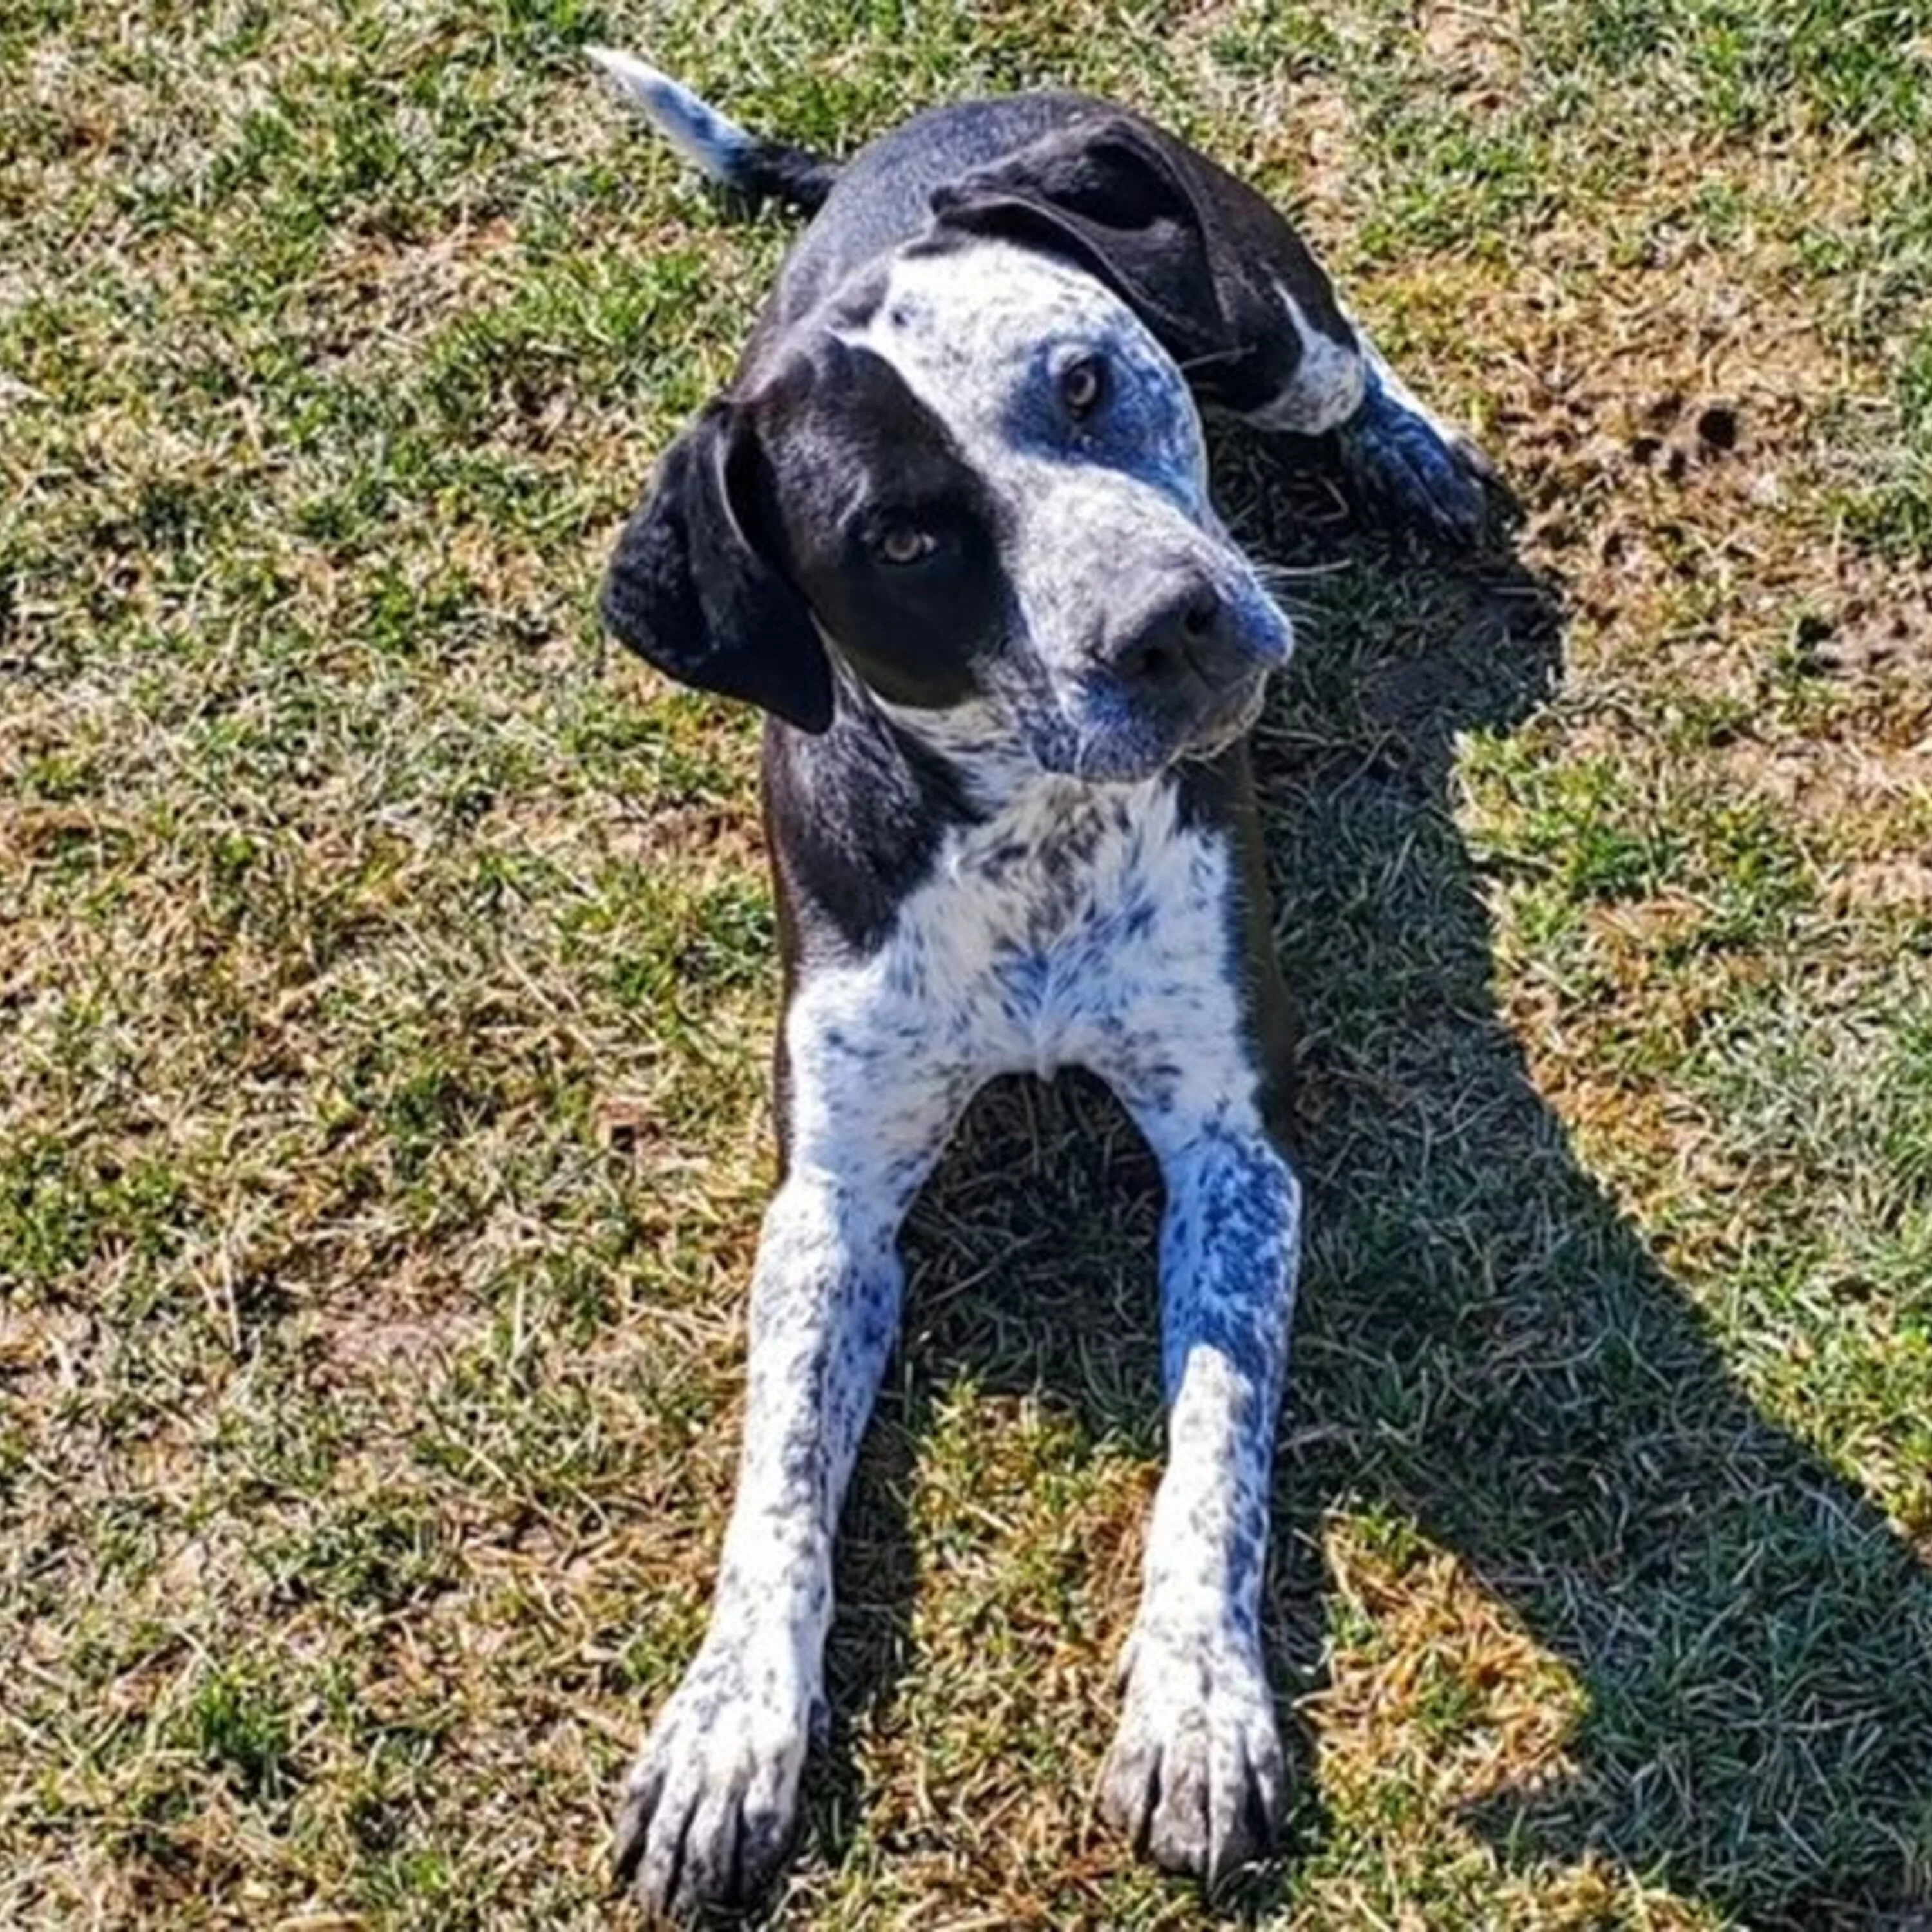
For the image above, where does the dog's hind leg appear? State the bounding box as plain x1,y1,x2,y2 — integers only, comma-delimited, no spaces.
1326,327,1499,544
1243,289,1497,544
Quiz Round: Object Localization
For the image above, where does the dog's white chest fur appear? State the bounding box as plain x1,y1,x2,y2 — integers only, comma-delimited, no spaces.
785,773,1260,1168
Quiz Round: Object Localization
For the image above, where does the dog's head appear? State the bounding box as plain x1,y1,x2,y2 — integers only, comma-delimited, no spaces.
601,117,1296,784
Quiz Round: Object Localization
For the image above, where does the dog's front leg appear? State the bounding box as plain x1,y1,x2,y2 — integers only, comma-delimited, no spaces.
1099,1124,1302,1888
614,1168,910,1918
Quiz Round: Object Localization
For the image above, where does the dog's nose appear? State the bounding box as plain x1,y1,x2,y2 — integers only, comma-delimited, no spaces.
1109,580,1258,698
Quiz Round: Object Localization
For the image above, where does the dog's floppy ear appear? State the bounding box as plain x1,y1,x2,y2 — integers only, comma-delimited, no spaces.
929,115,1351,420
600,399,833,733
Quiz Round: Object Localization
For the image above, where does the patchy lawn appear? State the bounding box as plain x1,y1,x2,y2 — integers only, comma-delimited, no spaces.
3,1,1929,1926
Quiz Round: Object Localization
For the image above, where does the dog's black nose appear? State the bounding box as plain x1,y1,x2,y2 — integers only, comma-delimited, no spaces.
1110,580,1255,697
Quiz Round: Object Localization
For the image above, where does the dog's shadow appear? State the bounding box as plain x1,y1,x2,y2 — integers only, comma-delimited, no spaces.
811,441,1932,1926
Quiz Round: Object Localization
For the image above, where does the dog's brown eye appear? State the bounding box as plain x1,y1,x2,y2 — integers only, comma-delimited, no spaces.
875,526,938,566
1061,355,1106,418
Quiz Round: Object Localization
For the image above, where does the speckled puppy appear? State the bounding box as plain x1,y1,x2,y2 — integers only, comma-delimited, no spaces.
589,50,1493,1921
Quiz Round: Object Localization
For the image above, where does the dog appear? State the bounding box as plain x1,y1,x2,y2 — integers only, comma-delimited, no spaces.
588,48,1494,1919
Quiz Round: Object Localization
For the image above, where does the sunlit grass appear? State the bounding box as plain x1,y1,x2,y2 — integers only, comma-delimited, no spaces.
3,1,1929,1925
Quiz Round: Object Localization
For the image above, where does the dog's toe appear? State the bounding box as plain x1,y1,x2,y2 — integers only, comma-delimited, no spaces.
1098,1710,1162,1853
613,1641,813,1922
1099,1626,1285,1889
612,1750,658,1880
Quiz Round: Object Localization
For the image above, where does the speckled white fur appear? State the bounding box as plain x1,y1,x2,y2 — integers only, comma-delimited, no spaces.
791,772,1250,1101
621,734,1303,1908
846,243,1296,781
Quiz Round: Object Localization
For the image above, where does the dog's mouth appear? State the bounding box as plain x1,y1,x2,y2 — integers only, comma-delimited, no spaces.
1027,663,1272,784
1183,672,1270,759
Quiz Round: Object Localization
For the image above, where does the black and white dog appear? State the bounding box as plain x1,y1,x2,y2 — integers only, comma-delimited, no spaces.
589,48,1493,1919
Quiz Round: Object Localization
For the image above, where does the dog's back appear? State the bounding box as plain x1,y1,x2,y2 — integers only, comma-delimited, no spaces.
759,93,1109,325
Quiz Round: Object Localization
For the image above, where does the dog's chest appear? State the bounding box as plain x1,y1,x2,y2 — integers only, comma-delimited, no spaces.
792,775,1253,1132
927,784,1207,1063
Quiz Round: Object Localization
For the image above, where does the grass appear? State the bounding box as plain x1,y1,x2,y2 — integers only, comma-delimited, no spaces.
3,0,1931,1925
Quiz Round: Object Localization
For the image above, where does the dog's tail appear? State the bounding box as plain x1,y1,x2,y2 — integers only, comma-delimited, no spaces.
586,48,840,215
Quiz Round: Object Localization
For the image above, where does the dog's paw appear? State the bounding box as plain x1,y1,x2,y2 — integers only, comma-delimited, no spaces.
1097,1625,1284,1888
612,1639,817,1922
1336,362,1496,545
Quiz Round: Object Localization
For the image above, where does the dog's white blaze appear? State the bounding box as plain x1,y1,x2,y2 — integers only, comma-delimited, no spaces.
857,241,1213,524
837,243,1294,781
1242,280,1367,434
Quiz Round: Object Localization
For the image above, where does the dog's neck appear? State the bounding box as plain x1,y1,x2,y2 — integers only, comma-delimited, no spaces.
866,683,1182,830
869,690,1041,813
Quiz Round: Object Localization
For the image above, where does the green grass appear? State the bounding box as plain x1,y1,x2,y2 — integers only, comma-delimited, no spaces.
5,0,1931,1925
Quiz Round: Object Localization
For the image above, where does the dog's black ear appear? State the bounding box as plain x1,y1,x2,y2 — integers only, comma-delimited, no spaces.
600,399,833,734
929,115,1352,421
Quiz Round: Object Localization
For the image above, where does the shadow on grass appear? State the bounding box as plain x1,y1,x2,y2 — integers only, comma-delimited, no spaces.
810,442,1932,1927
1240,468,1932,1926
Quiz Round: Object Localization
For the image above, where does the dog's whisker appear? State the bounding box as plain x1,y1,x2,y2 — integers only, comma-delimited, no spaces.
1253,556,1351,583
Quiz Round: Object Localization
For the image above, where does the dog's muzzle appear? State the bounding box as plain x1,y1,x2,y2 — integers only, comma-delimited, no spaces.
1059,568,1289,777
